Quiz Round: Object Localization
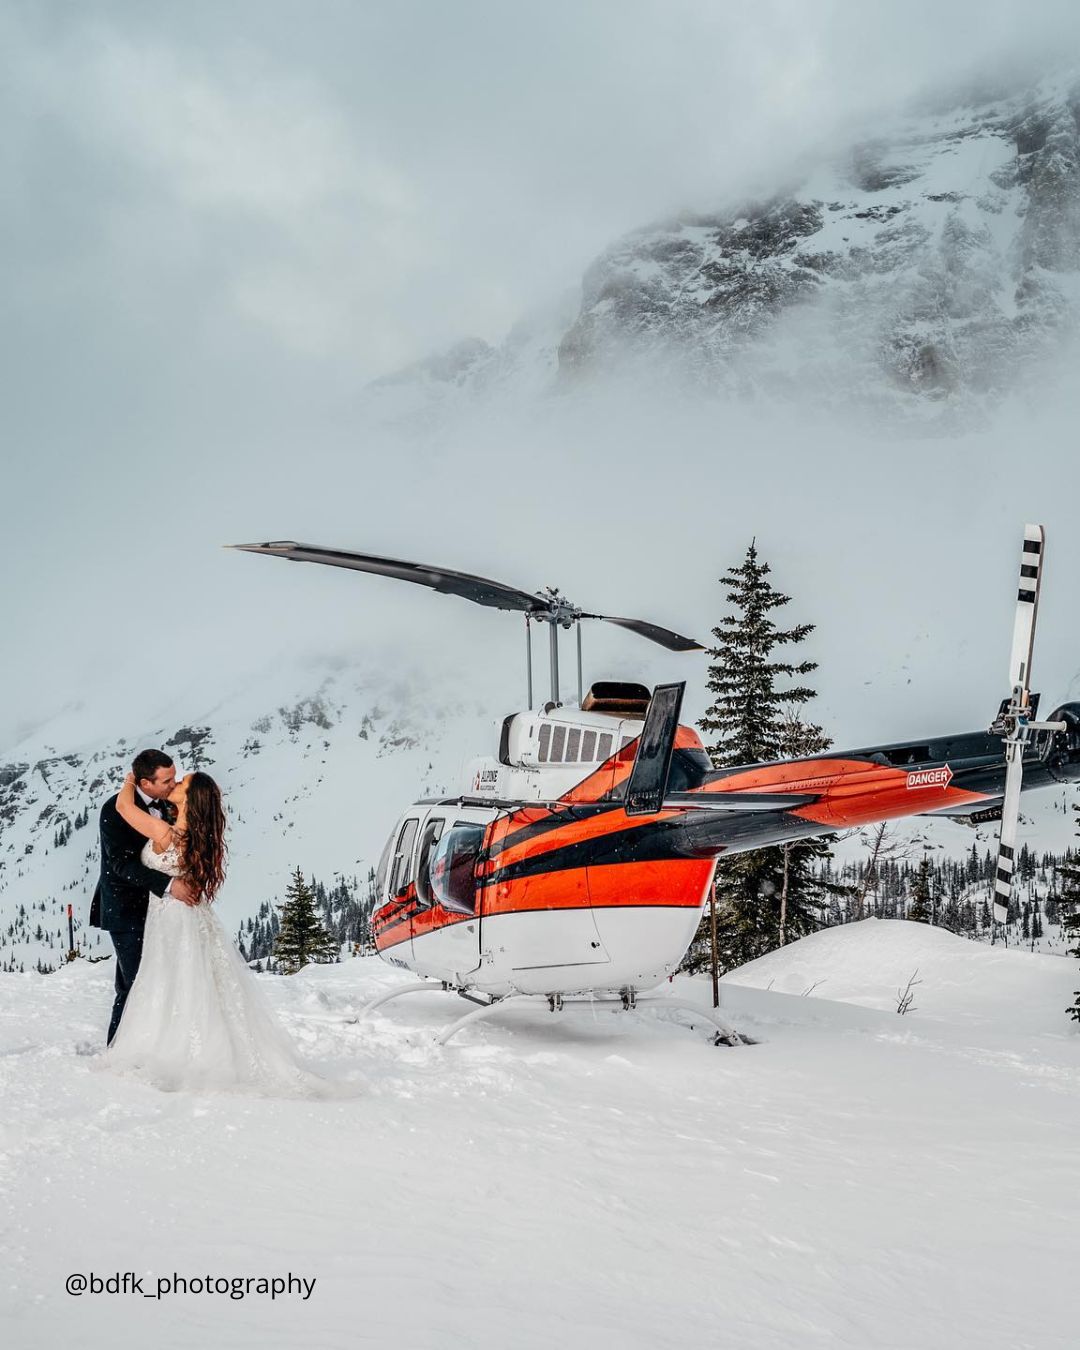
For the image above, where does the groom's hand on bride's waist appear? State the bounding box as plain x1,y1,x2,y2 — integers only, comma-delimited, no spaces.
167,877,200,906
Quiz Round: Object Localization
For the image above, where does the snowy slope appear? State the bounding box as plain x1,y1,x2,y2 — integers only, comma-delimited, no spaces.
0,662,498,972
723,917,1078,1025
2,921,1079,1350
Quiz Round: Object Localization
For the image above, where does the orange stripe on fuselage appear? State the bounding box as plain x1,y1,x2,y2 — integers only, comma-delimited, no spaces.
481,857,711,918
483,861,591,916
585,858,713,911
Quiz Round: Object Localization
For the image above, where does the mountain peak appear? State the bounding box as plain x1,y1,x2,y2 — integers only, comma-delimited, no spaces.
368,74,1080,426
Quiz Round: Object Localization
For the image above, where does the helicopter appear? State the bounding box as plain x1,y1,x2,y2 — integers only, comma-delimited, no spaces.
230,529,1080,1044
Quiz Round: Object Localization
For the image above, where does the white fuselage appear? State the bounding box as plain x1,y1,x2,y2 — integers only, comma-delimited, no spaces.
372,703,714,997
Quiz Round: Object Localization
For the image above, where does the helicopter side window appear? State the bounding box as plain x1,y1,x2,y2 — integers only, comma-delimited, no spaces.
375,832,394,899
414,817,446,906
566,728,581,762
581,730,596,761
551,726,566,762
389,818,419,897
429,822,485,916
538,724,551,763
596,733,613,762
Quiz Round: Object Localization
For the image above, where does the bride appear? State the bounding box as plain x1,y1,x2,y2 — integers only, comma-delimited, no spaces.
97,769,354,1098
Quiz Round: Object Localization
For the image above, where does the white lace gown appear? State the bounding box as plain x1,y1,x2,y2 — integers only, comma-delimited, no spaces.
98,842,354,1098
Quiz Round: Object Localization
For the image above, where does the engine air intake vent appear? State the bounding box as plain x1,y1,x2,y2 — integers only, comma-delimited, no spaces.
581,682,651,718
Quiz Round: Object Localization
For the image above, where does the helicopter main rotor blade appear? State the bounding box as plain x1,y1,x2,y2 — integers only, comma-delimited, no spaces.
230,541,705,650
595,615,704,653
228,542,543,614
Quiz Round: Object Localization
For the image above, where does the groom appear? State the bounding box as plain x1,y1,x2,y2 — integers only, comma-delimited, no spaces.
89,748,199,1044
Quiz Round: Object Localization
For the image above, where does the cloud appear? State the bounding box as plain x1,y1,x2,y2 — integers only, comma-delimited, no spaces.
4,3,1079,369
1,1,1079,750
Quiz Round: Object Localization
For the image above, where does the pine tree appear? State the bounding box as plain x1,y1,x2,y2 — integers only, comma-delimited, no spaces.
1066,909,1080,1024
695,542,832,970
1059,806,1080,922
1060,805,1080,1022
272,868,339,975
699,541,821,764
908,856,932,923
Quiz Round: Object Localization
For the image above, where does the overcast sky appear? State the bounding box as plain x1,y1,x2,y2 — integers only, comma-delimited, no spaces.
3,1,1080,753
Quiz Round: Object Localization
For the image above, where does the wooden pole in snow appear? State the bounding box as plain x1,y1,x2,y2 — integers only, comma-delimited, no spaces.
710,880,720,1008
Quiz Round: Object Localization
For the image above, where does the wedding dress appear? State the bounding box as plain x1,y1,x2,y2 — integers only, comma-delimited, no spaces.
98,841,355,1098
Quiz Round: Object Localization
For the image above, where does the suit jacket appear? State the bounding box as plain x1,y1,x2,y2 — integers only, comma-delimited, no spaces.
89,793,171,933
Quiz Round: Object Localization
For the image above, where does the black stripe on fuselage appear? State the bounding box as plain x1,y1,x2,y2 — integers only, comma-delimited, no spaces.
487,803,615,862
480,811,762,887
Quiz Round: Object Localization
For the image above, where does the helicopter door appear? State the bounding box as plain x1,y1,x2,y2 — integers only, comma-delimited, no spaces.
480,813,610,990
372,814,421,963
411,812,486,982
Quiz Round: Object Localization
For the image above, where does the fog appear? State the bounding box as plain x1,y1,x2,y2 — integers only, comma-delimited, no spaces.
3,1,1080,753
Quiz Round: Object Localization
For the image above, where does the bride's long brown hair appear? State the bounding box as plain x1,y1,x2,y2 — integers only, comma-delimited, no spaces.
180,772,227,903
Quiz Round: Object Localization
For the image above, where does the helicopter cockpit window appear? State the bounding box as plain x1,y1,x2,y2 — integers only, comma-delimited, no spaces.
581,730,596,761
389,818,419,897
596,733,613,762
566,728,581,762
414,817,446,906
428,822,484,915
551,726,566,762
538,724,551,763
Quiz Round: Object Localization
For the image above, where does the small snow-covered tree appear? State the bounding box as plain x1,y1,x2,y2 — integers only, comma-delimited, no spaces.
273,868,339,975
908,856,932,924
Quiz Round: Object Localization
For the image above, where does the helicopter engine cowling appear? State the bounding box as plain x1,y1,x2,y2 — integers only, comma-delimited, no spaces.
1044,702,1080,783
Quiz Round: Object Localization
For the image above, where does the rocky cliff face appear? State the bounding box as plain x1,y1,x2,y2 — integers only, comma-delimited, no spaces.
372,74,1080,424
558,75,1080,415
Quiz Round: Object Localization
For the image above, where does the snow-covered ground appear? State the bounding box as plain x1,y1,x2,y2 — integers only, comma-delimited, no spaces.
3,920,1078,1350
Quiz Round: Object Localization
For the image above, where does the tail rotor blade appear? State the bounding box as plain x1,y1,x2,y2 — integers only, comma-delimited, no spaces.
993,745,1024,927
1007,524,1045,696
991,524,1046,933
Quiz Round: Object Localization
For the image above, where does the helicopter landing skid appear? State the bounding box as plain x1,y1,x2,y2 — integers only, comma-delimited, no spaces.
435,991,750,1047
358,980,452,1020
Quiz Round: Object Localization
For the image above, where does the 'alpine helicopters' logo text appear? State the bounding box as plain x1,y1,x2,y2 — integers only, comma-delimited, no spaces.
906,765,953,791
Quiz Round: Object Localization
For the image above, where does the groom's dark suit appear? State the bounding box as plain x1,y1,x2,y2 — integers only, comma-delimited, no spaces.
89,793,173,1044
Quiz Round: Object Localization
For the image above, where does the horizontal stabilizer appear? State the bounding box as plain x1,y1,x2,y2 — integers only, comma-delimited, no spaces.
919,800,1003,825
